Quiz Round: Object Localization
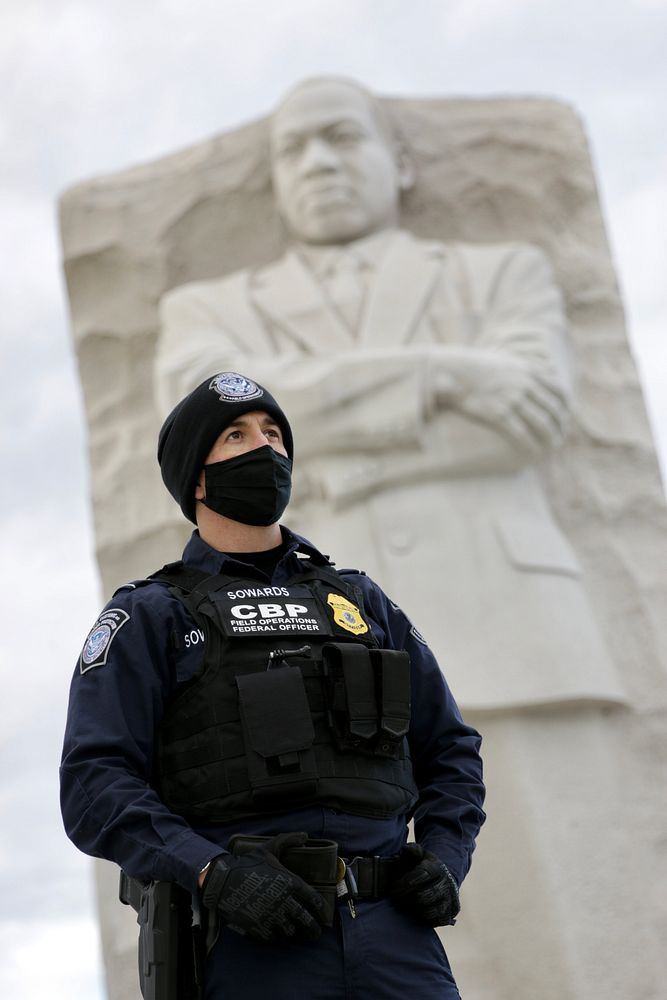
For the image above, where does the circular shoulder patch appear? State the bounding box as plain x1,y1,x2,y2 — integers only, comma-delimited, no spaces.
83,624,112,664
209,372,263,403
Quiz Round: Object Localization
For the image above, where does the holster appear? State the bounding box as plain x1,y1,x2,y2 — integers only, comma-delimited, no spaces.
119,872,203,1000
228,834,340,926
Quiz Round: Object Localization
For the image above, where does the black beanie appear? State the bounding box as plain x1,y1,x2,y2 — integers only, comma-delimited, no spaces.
157,371,294,523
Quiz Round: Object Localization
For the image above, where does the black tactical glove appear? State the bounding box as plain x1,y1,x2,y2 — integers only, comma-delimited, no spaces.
390,844,460,927
201,832,327,944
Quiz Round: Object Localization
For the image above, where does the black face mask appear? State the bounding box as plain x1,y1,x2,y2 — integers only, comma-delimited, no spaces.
202,445,293,526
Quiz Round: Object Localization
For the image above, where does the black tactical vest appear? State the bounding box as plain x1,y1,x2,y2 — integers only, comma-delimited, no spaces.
153,560,419,823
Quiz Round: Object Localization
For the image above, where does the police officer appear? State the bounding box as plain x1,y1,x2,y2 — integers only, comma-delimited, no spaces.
61,371,485,1000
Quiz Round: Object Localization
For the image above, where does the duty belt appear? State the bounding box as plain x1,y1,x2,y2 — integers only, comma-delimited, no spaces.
227,834,401,922
336,854,401,918
342,855,399,895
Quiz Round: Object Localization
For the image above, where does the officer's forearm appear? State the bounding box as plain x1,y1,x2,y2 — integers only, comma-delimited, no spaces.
59,760,222,893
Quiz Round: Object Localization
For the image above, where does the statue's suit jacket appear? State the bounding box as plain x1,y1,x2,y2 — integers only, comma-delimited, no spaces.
156,230,624,709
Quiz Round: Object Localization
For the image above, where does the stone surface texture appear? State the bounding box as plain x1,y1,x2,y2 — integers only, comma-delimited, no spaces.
60,93,667,1000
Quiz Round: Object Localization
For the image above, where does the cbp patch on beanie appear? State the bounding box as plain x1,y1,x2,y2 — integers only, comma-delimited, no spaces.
157,372,294,524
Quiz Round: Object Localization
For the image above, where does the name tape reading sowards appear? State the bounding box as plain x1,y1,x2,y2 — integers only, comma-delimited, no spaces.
227,587,290,600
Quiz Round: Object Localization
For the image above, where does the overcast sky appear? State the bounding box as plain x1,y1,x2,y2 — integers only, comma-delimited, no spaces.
1,2,665,997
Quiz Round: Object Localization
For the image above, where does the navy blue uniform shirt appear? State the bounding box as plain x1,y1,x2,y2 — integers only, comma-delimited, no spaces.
60,529,485,894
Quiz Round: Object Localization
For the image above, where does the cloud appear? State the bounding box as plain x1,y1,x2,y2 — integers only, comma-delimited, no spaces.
0,916,103,1000
611,166,667,317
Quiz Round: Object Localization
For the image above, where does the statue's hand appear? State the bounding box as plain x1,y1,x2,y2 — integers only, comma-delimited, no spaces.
432,349,569,454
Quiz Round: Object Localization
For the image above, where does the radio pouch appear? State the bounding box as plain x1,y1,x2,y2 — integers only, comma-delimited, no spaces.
236,666,316,806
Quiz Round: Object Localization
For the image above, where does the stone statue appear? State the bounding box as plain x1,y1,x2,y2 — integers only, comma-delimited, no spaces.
156,77,622,709
59,78,667,1000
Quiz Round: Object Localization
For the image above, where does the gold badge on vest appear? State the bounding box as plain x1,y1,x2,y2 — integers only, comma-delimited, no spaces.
326,593,369,635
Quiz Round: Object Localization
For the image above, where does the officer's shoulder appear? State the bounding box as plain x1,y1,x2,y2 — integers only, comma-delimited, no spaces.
112,578,169,601
338,570,409,617
336,566,367,579
337,566,384,594
336,567,388,606
109,563,183,609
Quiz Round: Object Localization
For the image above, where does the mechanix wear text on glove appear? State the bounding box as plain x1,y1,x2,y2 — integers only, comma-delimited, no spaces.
201,832,327,944
390,844,461,927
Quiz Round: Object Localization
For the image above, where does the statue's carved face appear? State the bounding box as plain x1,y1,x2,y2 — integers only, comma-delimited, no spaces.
270,80,409,245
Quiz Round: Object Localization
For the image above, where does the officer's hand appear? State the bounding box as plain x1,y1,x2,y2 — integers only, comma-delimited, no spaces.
201,832,327,944
390,844,460,927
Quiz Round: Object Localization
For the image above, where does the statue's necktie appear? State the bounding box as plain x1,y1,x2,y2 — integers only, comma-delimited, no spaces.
324,250,366,334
